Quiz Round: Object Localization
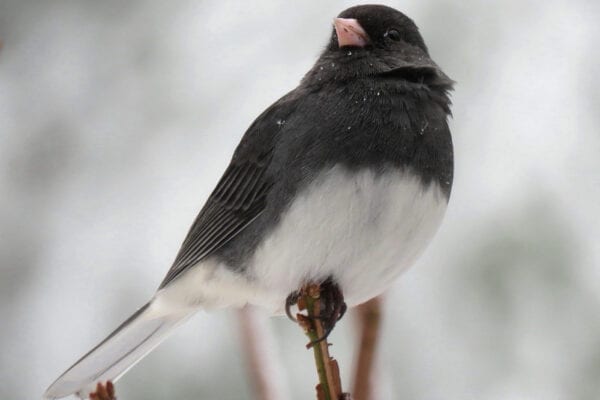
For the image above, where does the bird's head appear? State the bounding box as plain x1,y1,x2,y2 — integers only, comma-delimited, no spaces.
330,5,428,55
303,5,453,88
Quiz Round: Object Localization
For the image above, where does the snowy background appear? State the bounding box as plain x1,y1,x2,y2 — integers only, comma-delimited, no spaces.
1,0,599,399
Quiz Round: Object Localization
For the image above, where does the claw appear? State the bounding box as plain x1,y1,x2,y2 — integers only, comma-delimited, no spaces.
307,323,336,348
285,291,300,322
285,277,347,348
306,278,347,347
337,302,347,321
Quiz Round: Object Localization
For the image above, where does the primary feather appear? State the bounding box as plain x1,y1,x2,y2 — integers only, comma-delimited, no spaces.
44,304,194,399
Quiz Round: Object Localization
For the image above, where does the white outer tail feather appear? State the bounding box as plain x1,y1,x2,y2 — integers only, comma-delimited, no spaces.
44,302,196,399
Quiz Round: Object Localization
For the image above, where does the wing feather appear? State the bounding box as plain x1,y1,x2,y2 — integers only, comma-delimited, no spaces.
158,91,297,288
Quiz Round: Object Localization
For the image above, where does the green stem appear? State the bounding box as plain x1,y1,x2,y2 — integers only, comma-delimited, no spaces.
305,293,332,400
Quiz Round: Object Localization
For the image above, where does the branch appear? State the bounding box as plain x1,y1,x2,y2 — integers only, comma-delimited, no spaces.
237,306,291,400
351,296,383,400
89,381,116,400
296,283,350,400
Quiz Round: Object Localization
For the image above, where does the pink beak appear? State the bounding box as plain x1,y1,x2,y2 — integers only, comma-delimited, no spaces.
333,18,369,48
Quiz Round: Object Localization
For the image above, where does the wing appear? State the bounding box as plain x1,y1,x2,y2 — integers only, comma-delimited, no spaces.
158,91,298,288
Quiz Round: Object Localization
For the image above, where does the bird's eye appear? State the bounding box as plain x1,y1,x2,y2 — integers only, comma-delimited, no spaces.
385,29,401,41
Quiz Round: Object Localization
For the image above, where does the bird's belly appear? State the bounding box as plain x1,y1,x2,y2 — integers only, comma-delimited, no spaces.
249,165,448,311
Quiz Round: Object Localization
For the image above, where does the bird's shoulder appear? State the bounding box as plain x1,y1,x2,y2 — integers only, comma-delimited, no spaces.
158,90,302,287
231,90,302,164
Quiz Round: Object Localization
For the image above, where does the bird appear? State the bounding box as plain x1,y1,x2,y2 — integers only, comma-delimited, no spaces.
44,4,454,399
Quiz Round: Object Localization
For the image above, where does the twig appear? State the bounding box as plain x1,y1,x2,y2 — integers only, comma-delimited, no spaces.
237,306,291,400
296,283,349,400
351,296,383,400
89,381,116,400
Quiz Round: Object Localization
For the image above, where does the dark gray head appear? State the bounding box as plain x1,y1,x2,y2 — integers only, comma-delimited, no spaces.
329,4,428,54
302,5,452,88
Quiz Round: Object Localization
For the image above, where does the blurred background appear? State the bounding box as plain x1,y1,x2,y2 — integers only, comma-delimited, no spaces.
1,0,599,399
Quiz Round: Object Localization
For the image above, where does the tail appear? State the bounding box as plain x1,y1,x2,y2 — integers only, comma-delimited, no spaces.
44,302,195,399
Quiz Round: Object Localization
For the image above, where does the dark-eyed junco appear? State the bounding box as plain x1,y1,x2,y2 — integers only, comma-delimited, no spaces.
45,5,454,398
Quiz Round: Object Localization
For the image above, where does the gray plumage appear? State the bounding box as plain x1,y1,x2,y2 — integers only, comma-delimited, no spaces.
45,5,454,399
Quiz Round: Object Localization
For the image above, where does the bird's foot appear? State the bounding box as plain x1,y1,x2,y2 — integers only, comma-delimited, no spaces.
285,277,347,348
314,278,346,335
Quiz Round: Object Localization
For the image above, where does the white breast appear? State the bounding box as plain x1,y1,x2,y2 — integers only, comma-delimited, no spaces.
249,165,448,312
155,166,448,315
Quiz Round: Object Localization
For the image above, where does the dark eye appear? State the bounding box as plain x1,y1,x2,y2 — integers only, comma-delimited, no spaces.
385,29,401,41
